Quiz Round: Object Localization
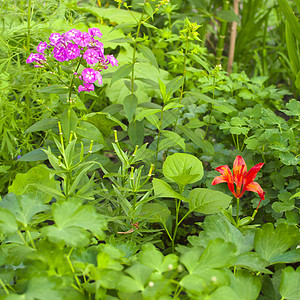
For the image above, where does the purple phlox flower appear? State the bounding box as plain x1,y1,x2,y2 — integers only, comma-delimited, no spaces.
88,28,102,38
65,43,80,60
26,53,46,66
78,82,94,93
73,31,92,47
65,29,81,42
37,42,48,53
81,68,101,83
52,46,67,62
106,54,118,67
49,33,62,46
83,49,100,65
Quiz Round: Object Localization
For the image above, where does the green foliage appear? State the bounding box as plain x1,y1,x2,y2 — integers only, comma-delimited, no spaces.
0,0,299,298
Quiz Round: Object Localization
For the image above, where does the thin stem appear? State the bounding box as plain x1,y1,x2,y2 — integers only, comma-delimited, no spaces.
236,197,240,226
154,105,165,166
0,278,9,295
66,248,84,294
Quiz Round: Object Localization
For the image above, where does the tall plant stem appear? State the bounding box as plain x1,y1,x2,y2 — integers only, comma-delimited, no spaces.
131,13,144,95
227,0,240,73
216,0,230,64
236,197,240,225
154,105,165,166
203,75,216,140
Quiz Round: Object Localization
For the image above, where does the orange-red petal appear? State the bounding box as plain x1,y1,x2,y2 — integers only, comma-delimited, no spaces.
244,181,265,200
233,156,247,193
244,162,264,187
212,165,236,196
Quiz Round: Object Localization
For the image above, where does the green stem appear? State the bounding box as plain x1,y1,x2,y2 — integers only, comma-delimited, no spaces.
154,105,165,166
236,197,240,226
203,75,216,140
66,248,84,294
0,278,9,295
216,0,230,64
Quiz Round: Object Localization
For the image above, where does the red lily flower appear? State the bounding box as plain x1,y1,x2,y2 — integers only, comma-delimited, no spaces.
212,156,265,209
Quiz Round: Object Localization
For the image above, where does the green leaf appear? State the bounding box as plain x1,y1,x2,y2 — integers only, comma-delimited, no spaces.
166,76,184,96
24,118,58,134
139,202,171,224
191,215,253,255
137,44,158,70
37,84,69,94
187,188,232,214
123,94,138,122
279,266,300,300
41,201,107,247
8,164,59,203
18,148,48,162
152,178,189,202
60,108,78,140
278,0,300,42
135,108,161,121
216,9,239,22
163,153,204,187
0,193,48,227
83,112,127,136
207,286,240,300
139,243,178,273
230,270,262,300
111,64,133,85
75,121,105,144
0,207,18,236
162,130,186,151
254,223,300,264
128,121,144,146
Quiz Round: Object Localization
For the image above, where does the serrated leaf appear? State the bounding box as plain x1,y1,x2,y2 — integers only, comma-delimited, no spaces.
0,207,18,236
279,266,300,300
254,223,300,264
41,201,107,247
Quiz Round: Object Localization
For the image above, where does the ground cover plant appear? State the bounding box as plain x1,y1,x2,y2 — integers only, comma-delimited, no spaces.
0,0,299,299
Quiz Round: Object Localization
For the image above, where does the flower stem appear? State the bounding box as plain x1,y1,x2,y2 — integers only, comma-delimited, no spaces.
236,197,240,226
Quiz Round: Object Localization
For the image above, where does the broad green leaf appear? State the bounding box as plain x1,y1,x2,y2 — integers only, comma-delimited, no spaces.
18,148,48,162
0,193,48,227
139,202,171,224
216,9,239,22
139,243,178,273
135,108,161,121
190,215,253,254
37,84,69,94
24,118,58,134
60,108,78,140
188,188,231,214
152,178,189,202
207,286,240,300
8,164,59,203
41,201,107,247
123,94,138,122
137,44,158,70
180,274,206,293
279,266,300,300
83,112,127,137
230,270,262,300
197,238,236,270
111,64,133,85
234,252,270,274
162,130,186,151
75,121,105,144
0,207,18,235
254,223,300,263
128,121,144,146
163,153,204,187
166,76,184,96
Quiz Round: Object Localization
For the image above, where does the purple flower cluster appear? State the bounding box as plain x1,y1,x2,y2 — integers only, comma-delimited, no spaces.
26,28,118,92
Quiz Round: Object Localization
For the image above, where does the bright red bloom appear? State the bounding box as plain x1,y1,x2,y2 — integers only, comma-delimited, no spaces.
212,156,265,208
